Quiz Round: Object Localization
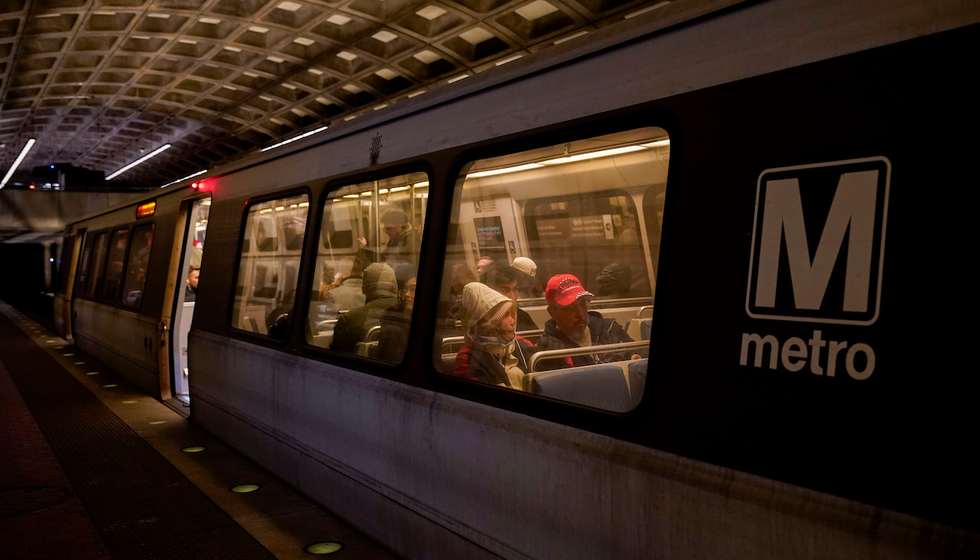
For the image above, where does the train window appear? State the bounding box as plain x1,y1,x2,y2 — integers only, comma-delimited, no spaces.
231,194,310,339
75,234,93,296
121,223,154,309
85,232,110,299
307,172,429,364
434,127,670,412
100,228,130,303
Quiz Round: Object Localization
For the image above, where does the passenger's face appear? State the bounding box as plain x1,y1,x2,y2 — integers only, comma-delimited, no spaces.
384,224,402,241
497,313,516,340
476,258,492,273
493,281,519,302
187,269,199,289
404,278,417,311
548,298,589,337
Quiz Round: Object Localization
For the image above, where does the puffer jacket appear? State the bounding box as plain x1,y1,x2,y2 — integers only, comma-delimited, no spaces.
536,311,641,369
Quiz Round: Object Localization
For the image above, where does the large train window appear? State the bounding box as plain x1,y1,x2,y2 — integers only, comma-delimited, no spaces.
121,223,154,309
231,194,310,339
84,232,110,299
100,228,130,303
307,171,429,364
434,127,670,412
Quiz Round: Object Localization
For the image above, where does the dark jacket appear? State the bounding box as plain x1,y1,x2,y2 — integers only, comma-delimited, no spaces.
517,307,538,332
376,307,411,362
453,336,535,388
536,311,641,369
330,296,397,353
381,228,420,267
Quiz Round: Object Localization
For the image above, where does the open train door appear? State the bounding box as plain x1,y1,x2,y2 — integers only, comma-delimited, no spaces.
54,229,83,342
160,196,210,410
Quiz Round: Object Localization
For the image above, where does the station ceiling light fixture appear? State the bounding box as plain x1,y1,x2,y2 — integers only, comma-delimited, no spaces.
1,138,37,189
106,144,172,180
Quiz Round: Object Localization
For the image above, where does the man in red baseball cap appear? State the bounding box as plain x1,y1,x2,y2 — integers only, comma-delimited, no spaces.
537,273,641,369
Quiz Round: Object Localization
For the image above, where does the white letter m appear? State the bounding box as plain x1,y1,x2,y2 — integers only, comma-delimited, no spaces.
754,170,878,312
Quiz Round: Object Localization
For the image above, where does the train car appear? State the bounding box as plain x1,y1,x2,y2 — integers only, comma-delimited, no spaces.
54,0,979,558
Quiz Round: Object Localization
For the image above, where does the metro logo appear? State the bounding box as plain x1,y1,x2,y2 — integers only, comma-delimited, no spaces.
746,157,890,325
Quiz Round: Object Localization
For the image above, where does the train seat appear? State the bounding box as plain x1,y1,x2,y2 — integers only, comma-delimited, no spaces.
627,359,648,408
526,363,632,412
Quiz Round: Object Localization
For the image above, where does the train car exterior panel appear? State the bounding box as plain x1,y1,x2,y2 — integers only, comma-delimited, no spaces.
73,299,161,396
190,331,966,560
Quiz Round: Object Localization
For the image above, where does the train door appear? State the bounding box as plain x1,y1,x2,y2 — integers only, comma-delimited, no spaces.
168,196,210,406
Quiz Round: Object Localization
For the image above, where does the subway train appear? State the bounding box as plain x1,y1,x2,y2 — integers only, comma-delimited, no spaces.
52,0,979,558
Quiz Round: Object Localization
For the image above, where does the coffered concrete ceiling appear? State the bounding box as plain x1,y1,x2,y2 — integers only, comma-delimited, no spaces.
0,0,672,190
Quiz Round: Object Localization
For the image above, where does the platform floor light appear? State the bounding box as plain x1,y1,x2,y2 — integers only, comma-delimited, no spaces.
106,144,172,180
1,138,37,189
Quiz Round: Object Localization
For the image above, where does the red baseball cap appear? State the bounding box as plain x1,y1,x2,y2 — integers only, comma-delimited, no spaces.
545,274,594,307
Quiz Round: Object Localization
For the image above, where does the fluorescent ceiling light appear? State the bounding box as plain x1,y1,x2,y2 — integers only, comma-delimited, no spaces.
260,125,329,152
106,144,171,180
1,139,37,189
540,145,645,165
641,139,670,147
468,163,544,178
160,168,207,189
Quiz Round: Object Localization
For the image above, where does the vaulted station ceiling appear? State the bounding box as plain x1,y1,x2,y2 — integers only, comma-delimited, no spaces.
0,0,673,190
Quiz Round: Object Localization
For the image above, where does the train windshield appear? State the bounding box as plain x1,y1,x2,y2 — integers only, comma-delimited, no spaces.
435,126,670,412
307,171,429,363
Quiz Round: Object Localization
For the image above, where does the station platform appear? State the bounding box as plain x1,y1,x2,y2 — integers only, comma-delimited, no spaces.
0,302,395,560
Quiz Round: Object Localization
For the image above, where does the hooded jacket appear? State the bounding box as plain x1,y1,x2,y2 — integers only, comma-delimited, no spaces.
331,263,398,353
536,311,640,369
452,282,533,390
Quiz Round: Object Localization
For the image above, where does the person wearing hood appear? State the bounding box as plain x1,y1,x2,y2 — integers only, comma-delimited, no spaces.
452,282,535,391
331,263,398,353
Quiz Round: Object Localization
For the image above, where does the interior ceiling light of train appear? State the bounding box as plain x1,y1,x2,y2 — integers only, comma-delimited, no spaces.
0,0,675,191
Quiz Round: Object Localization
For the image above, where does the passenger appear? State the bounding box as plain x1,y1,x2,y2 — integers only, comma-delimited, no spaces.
255,222,275,252
380,209,420,267
537,274,642,369
185,267,200,302
266,290,296,339
453,282,534,391
330,263,398,353
511,257,543,299
448,263,477,322
376,265,417,362
480,265,538,332
325,255,366,312
594,262,633,299
476,257,494,275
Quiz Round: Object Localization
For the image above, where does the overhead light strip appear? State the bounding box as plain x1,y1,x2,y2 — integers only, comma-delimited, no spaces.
106,144,172,180
261,125,329,152
160,169,207,189
1,138,37,189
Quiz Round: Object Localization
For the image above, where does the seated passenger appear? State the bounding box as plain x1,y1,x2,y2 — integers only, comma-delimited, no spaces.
447,263,477,323
453,282,534,390
480,265,538,331
376,266,417,362
325,256,366,312
594,262,633,300
512,257,543,299
331,263,398,353
266,290,296,339
537,274,642,369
